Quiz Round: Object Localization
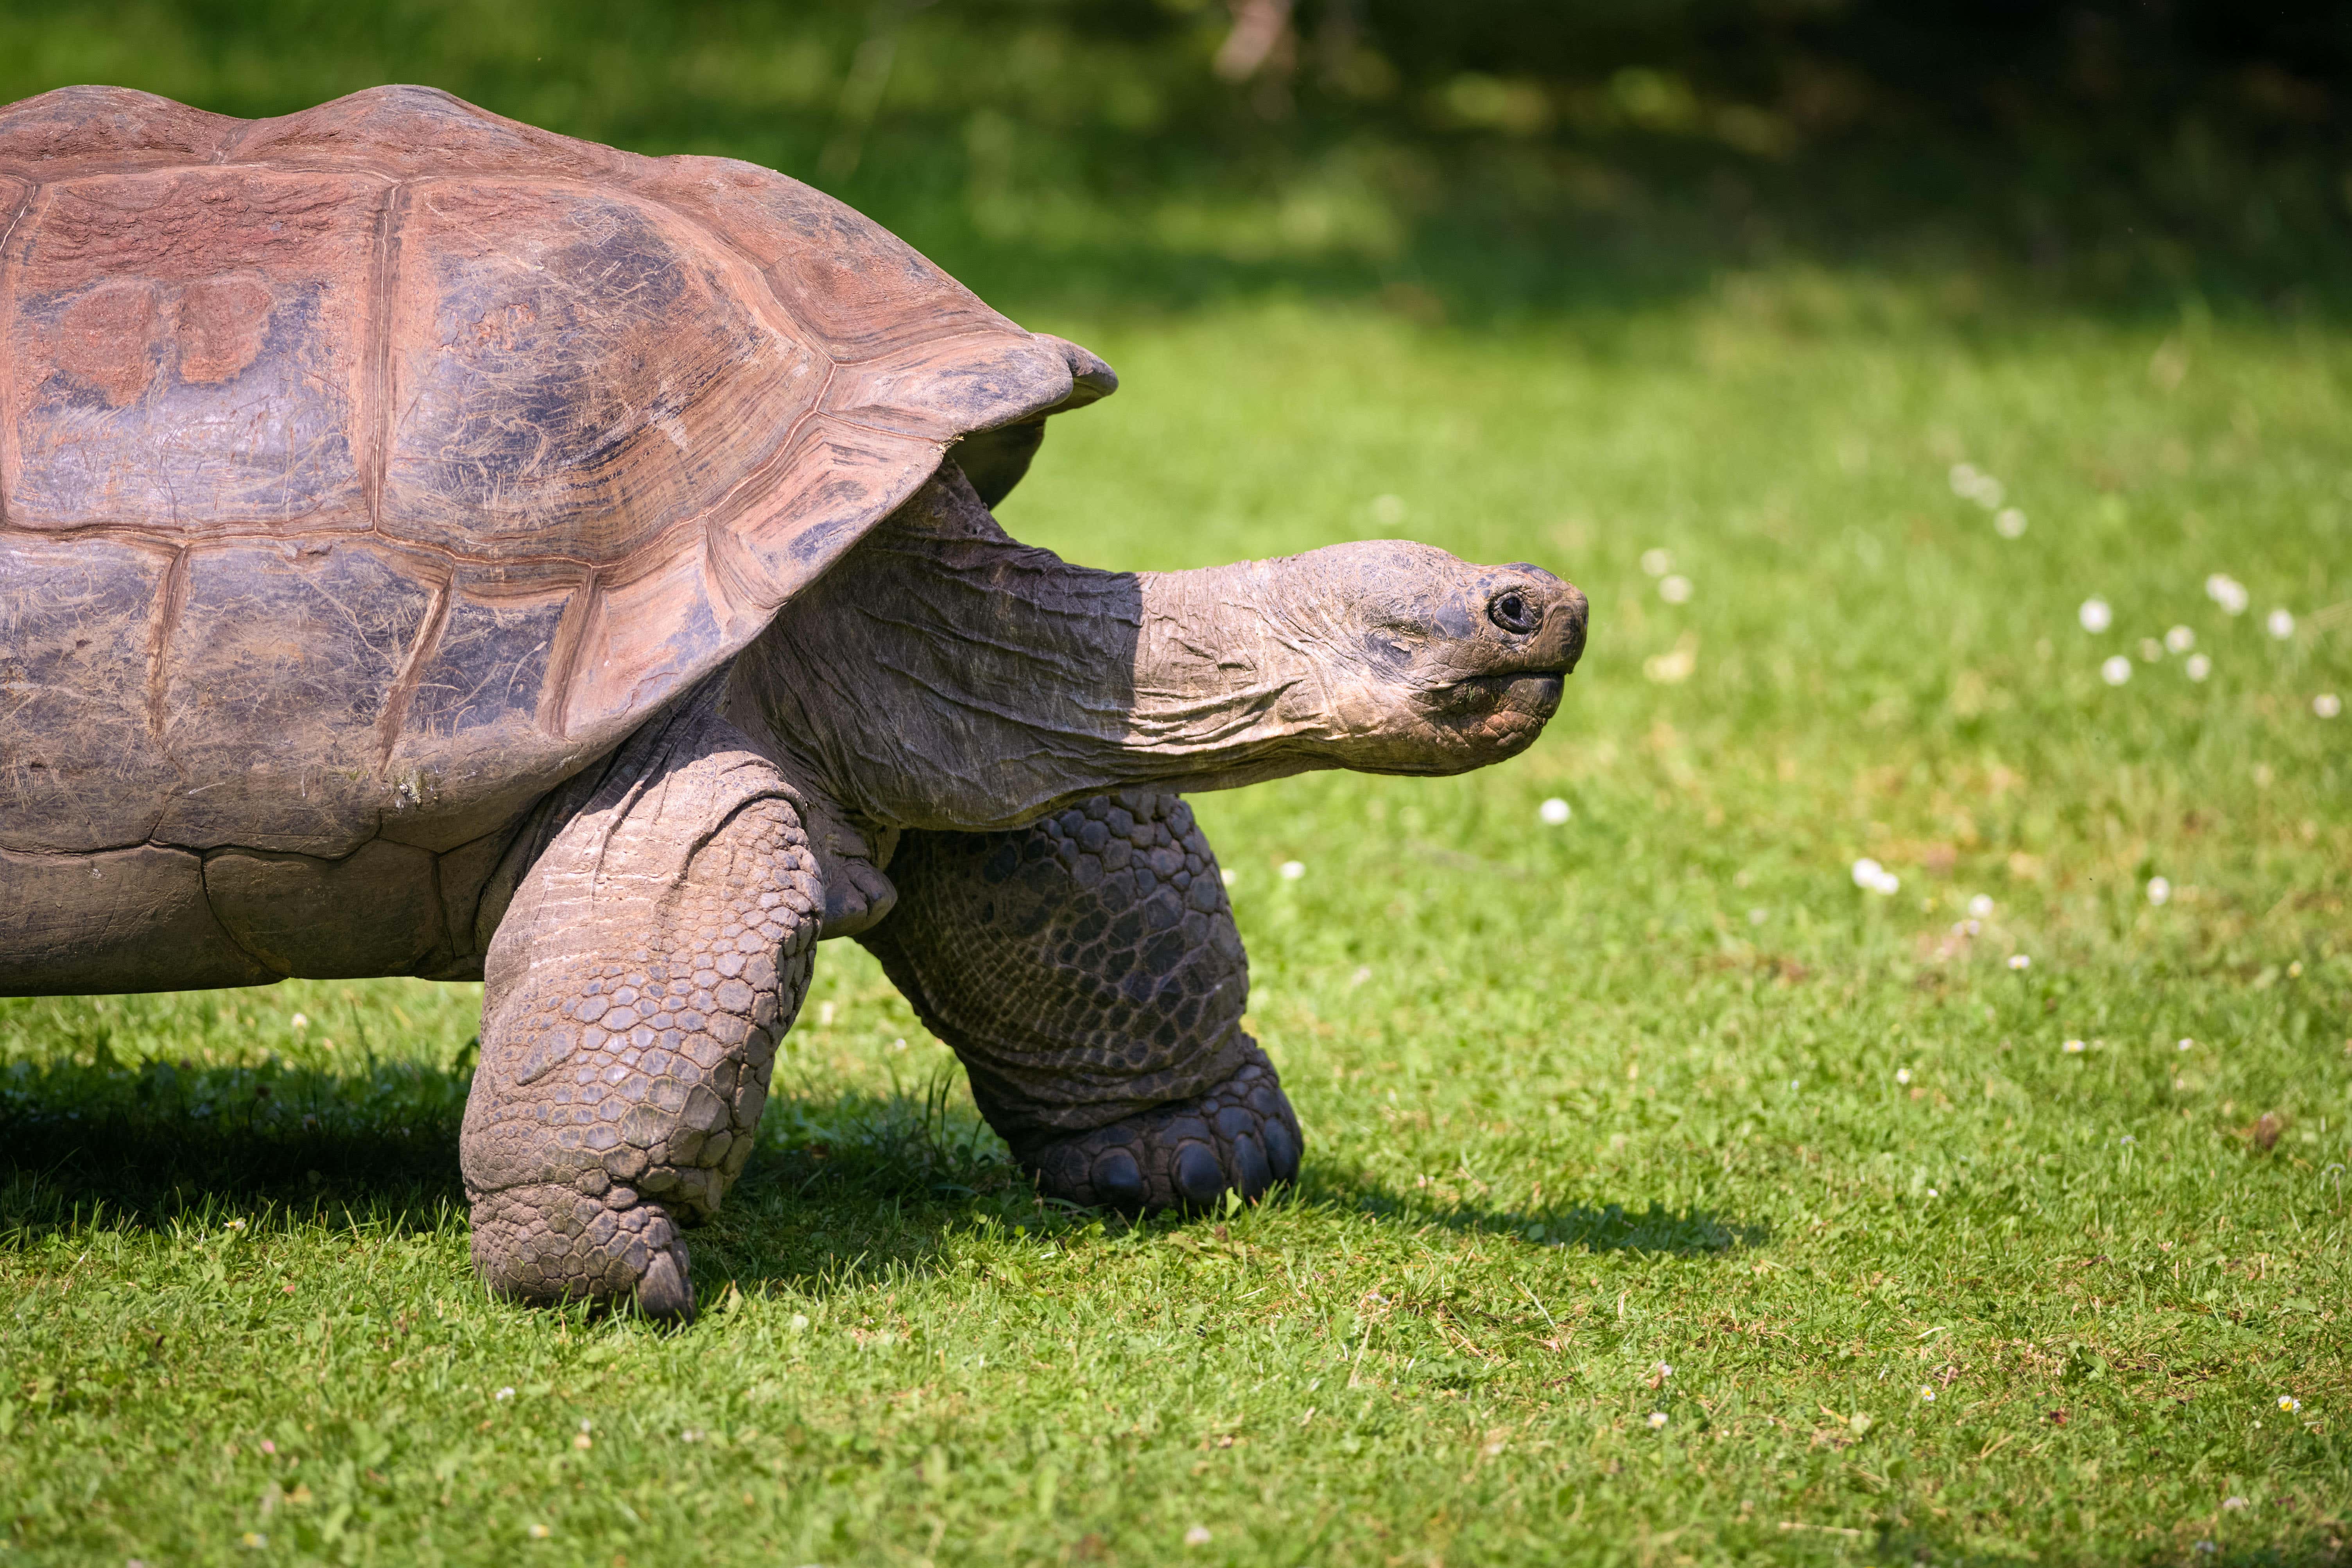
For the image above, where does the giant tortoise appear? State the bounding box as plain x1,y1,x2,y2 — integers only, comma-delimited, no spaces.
0,85,1588,1319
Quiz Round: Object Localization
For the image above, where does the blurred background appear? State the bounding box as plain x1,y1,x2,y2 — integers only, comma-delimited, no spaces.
3,0,2348,320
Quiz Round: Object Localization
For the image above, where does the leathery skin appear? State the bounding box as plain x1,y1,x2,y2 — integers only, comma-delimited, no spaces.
864,788,1302,1213
461,702,817,1321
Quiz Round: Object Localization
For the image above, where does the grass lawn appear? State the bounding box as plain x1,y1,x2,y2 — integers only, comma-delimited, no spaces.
4,285,2348,1566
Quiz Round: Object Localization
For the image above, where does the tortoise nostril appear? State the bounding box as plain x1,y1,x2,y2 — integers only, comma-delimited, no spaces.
1488,589,1542,636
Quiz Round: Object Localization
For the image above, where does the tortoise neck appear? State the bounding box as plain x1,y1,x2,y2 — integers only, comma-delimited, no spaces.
730,470,1332,835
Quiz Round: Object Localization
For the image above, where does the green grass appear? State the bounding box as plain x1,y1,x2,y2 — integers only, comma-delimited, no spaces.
6,288,2350,1566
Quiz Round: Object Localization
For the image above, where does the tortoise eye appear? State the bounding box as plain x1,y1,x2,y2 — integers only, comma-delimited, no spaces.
1488,589,1541,635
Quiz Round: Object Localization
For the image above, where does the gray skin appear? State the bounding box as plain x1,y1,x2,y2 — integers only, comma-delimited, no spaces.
463,467,1584,1317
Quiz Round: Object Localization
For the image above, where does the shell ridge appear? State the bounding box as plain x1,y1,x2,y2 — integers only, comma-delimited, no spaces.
373,565,452,773
143,543,191,757
534,566,601,739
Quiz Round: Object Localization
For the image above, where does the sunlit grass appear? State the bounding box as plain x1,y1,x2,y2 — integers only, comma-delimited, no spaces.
4,289,2347,1565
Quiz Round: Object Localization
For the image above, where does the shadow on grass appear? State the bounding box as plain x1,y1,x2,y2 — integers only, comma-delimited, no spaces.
1305,1168,1771,1258
0,1050,471,1237
2,1055,1764,1305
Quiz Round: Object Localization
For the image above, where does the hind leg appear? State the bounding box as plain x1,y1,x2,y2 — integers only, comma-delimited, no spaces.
461,702,818,1320
860,789,1300,1212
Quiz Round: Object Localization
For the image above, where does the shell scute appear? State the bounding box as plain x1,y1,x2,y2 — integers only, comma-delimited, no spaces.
150,538,440,856
403,586,571,743
0,533,178,853
695,416,945,616
559,550,737,740
4,166,381,530
379,178,822,585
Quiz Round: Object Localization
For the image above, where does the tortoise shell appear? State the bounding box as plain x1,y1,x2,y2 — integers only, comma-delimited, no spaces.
0,85,1111,862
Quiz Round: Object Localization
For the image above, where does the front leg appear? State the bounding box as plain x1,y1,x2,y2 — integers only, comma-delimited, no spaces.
861,789,1301,1213
462,701,818,1320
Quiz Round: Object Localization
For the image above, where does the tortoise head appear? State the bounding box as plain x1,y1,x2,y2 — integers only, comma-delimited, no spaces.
1145,539,1588,781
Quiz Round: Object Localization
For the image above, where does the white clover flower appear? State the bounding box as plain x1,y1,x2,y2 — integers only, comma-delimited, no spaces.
2079,598,2113,633
528,1522,552,1538
1656,1362,1673,1379
290,1012,308,1030
1895,1068,1912,1085
1640,548,1673,577
1968,894,1995,919
1748,907,1769,926
1185,1526,1213,1546
1646,1411,1669,1428
2316,694,2343,719
1220,867,1237,887
1279,860,1305,882
2166,625,2196,653
2008,954,2031,971
2063,1039,2087,1054
1658,574,1693,604
1850,858,1899,895
1947,462,1979,497
2185,654,2212,681
2139,638,2164,662
495,1387,516,1401
1926,1187,1938,1197
1918,1385,1936,1402
2147,876,2171,906
2101,655,2133,686
2206,574,2249,615
1994,507,2027,538
2222,1496,2249,1512
2178,1038,2194,1052
2266,608,2296,639
2278,1395,2302,1414
1370,494,1407,526
1539,797,1572,825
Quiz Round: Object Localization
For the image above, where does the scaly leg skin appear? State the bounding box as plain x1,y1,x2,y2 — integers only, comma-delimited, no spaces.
861,788,1301,1214
461,699,818,1321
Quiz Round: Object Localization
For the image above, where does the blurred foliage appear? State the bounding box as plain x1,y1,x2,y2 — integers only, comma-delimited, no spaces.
1,0,2347,318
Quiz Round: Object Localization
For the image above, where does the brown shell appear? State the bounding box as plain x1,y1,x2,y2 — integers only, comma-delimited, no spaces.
0,85,1112,860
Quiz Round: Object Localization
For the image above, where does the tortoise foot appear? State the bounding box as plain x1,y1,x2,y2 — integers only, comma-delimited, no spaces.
1025,1050,1301,1214
470,1183,697,1322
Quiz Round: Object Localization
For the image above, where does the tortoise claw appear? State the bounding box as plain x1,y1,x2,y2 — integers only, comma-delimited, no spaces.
1025,1049,1301,1214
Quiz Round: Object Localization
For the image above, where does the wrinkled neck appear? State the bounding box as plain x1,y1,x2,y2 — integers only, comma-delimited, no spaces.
730,475,1334,835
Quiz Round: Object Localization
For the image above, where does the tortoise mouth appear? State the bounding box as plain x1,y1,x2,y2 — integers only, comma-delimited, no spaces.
1425,670,1567,728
